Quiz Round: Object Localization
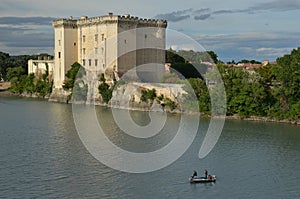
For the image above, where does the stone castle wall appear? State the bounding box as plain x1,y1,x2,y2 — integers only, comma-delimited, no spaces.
52,13,167,90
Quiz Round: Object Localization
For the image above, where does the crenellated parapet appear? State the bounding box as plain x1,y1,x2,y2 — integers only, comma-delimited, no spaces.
52,13,167,28
118,14,167,28
52,19,78,28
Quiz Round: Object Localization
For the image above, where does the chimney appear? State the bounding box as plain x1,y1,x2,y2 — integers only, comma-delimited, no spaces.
108,12,113,18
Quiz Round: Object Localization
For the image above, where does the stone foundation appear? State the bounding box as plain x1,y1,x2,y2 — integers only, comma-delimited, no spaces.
49,88,71,103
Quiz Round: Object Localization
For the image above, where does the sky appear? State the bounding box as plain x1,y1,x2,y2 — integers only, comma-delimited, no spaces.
0,0,299,62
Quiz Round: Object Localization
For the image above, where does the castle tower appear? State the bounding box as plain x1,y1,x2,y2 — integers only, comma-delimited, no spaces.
52,17,78,89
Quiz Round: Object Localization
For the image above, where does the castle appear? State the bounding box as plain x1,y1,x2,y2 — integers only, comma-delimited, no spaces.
44,13,166,90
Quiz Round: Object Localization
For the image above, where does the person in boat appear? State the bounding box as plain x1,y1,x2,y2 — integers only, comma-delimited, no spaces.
204,169,208,179
192,170,197,178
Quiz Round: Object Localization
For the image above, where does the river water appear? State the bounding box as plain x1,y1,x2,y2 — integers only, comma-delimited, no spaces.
0,96,299,198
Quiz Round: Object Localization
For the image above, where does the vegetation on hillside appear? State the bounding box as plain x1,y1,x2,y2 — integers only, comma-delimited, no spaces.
179,47,300,119
140,88,177,110
6,66,53,97
165,49,218,79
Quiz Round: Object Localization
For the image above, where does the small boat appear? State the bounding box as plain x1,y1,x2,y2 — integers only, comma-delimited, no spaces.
189,175,216,183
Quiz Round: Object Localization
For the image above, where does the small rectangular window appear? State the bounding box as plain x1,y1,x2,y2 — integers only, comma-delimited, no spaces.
82,59,86,66
58,52,61,58
58,40,61,46
95,59,98,66
83,35,86,42
101,34,104,41
89,59,91,66
83,48,86,55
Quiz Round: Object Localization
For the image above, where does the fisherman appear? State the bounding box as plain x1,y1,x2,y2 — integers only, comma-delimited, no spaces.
192,170,197,178
204,169,208,179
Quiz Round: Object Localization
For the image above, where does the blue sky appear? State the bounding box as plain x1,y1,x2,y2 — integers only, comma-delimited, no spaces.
0,0,299,62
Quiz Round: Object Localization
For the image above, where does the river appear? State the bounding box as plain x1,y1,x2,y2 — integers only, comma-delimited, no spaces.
0,96,299,198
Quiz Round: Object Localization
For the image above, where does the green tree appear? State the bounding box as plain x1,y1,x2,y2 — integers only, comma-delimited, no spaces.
6,66,25,81
185,78,210,113
63,62,83,90
98,74,114,103
270,47,300,118
72,80,88,101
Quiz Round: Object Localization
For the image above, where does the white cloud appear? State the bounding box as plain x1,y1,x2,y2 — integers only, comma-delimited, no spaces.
256,47,292,57
192,32,300,61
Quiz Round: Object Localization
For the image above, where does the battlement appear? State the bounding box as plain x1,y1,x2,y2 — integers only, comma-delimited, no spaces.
52,19,77,28
52,13,167,28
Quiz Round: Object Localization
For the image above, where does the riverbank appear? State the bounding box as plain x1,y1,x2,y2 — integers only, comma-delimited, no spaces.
225,115,300,125
0,90,11,97
2,90,299,125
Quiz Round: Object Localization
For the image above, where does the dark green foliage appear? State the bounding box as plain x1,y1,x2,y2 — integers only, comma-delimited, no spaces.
147,89,157,101
141,89,157,102
166,49,185,63
186,78,210,113
98,74,114,103
163,97,177,110
206,51,219,64
165,49,218,79
171,63,204,79
6,66,25,81
7,66,53,96
35,79,53,97
140,90,148,102
63,62,83,90
141,89,177,110
238,59,261,64
72,80,88,101
268,47,300,118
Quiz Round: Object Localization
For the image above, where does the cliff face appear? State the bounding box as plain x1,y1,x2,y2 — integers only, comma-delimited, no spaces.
48,82,189,113
110,82,187,112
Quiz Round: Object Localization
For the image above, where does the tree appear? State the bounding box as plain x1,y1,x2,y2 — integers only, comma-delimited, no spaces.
185,78,210,113
270,47,300,118
98,74,114,103
6,66,25,81
207,51,218,64
63,62,83,90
